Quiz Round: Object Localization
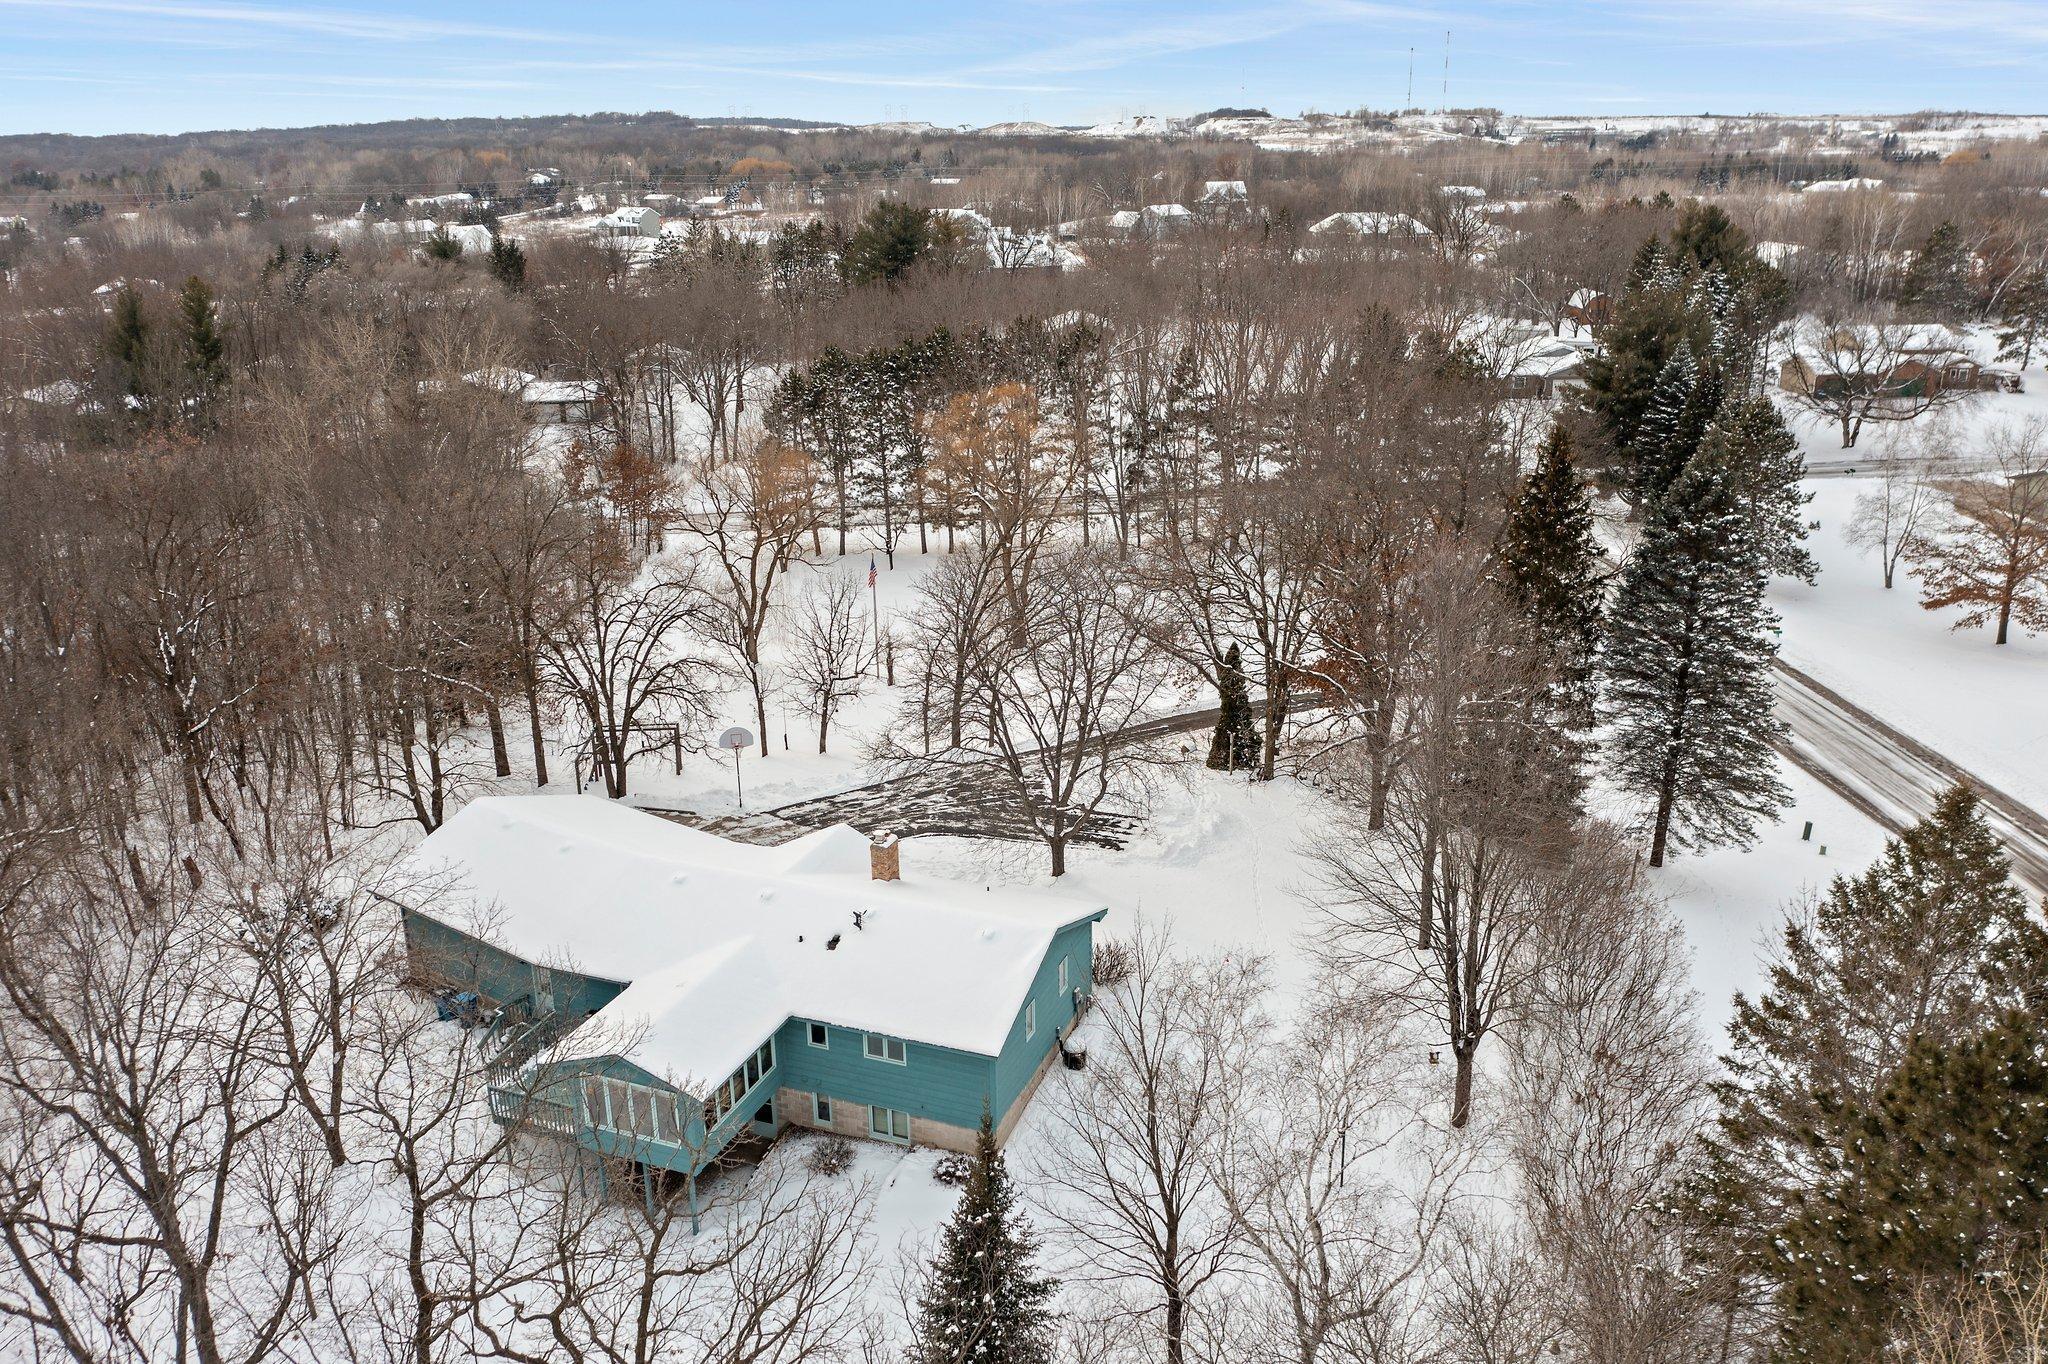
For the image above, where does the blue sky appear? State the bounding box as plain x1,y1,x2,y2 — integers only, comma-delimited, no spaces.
1,0,2042,137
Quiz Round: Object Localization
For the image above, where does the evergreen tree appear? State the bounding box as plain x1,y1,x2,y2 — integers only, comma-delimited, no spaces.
1631,338,1723,507
1207,643,1258,772
1687,786,2041,1335
1900,219,1976,320
1498,425,1605,725
909,1110,1056,1364
1694,396,1816,582
177,274,225,398
103,284,150,406
421,227,463,263
1771,1007,2048,1363
1600,456,1788,866
1996,265,2048,369
840,201,937,287
486,232,526,290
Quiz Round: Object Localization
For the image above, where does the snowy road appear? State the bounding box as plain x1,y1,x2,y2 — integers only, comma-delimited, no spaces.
1771,660,2048,898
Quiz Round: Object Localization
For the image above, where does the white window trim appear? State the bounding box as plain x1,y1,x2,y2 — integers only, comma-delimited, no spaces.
869,1104,911,1143
807,1022,829,1049
863,1033,907,1065
1057,956,1069,994
1025,999,1037,1041
813,1093,832,1124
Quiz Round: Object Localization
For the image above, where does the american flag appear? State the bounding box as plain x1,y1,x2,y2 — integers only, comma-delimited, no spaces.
867,556,877,588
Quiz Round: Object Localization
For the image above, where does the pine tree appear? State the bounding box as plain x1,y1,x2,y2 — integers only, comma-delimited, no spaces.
1630,338,1723,508
1600,456,1788,866
487,232,526,290
841,201,936,287
1498,425,1605,726
103,284,150,408
1694,396,1816,582
1900,219,1977,320
1687,786,2041,1328
1207,643,1258,772
909,1110,1056,1364
1771,1008,2048,1363
178,274,225,398
1996,265,2048,369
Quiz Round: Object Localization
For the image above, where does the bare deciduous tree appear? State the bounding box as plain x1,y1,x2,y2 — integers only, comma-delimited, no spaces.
786,572,876,755
1033,930,1262,1364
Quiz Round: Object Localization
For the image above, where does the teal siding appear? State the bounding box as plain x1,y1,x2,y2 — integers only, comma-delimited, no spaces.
776,1018,997,1130
403,909,626,1019
990,917,1098,1120
778,912,1100,1134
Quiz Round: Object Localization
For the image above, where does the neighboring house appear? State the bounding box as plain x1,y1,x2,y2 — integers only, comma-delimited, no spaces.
1308,211,1433,241
461,368,600,424
1197,180,1250,222
598,206,661,238
1565,287,1612,330
1504,336,1590,399
1140,203,1194,234
1778,329,2017,398
400,796,1106,1192
1800,177,1885,194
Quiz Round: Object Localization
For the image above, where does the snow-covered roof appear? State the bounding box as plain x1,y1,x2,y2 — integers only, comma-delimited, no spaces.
412,191,474,208
442,223,494,255
522,378,601,405
1440,184,1486,198
1199,180,1248,201
408,796,1106,1085
1801,177,1885,193
935,206,993,233
1142,202,1192,219
1508,337,1590,379
1308,211,1432,237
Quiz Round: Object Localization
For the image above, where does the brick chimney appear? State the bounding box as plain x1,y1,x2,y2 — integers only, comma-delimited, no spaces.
869,831,900,882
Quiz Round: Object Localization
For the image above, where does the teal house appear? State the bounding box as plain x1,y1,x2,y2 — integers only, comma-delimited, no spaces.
400,795,1105,1182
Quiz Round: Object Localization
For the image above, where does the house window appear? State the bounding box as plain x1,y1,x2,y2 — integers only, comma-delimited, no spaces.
1058,957,1069,994
864,1033,907,1065
814,1094,832,1124
869,1105,911,1143
808,1022,829,1048
1025,999,1037,1041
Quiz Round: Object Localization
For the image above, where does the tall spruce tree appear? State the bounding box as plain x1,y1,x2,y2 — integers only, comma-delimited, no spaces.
1631,338,1723,508
178,274,225,402
104,284,150,405
1499,425,1604,726
1600,455,1788,866
1694,396,1816,582
909,1110,1056,1364
1686,785,2041,1336
1207,643,1259,772
1899,219,1976,320
486,232,526,289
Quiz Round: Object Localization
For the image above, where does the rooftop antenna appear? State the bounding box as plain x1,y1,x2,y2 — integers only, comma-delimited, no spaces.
1442,30,1450,113
1407,47,1414,109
